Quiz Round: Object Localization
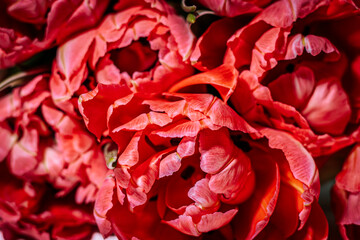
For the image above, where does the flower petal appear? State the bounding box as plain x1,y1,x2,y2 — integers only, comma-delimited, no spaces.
169,64,238,102
79,83,132,139
268,66,315,110
188,178,218,209
196,209,238,233
233,145,280,239
336,145,360,193
94,175,115,237
301,79,351,135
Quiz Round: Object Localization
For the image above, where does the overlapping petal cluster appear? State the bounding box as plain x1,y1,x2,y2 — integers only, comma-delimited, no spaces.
0,0,109,68
77,78,326,239
51,0,195,107
0,0,359,239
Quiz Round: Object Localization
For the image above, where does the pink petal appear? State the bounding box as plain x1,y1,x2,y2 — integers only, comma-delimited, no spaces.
285,34,339,60
199,128,233,174
166,208,238,236
260,128,317,190
304,34,338,56
166,215,201,236
301,79,351,135
0,122,16,161
41,103,64,127
112,113,152,132
250,28,289,77
114,166,131,189
43,147,64,179
0,91,20,121
126,150,167,208
177,136,196,159
7,0,47,24
268,66,315,110
224,21,270,69
255,0,328,28
9,142,38,176
94,175,116,237
164,4,195,60
188,178,218,209
117,131,142,167
197,209,238,233
95,54,122,85
144,98,187,119
50,58,88,103
113,112,172,132
152,119,202,138
332,185,360,240
336,145,360,193
159,151,182,178
45,0,109,43
206,96,258,133
208,150,255,204
260,127,320,228
56,29,95,81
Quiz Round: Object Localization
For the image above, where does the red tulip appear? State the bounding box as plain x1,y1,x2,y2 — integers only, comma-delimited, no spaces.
79,81,326,239
51,0,195,107
0,0,110,68
0,74,107,203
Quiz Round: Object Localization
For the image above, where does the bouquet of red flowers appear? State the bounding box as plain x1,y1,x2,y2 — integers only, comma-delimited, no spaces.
1,0,359,239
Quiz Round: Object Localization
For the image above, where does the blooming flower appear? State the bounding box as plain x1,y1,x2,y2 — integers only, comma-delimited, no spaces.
0,162,96,240
191,0,360,157
79,79,326,239
0,0,110,68
51,0,195,108
0,0,359,239
0,74,107,203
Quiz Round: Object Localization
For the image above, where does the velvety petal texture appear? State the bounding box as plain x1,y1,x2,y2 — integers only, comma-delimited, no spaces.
51,0,195,105
2,0,359,239
0,0,110,68
0,74,108,203
78,77,324,239
220,0,357,157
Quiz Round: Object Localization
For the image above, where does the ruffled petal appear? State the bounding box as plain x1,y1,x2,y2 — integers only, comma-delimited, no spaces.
152,120,202,138
260,128,317,190
78,83,132,139
285,34,339,60
196,209,238,233
188,178,218,209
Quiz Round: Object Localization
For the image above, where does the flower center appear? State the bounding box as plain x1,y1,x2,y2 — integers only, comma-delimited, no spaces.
110,39,158,76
